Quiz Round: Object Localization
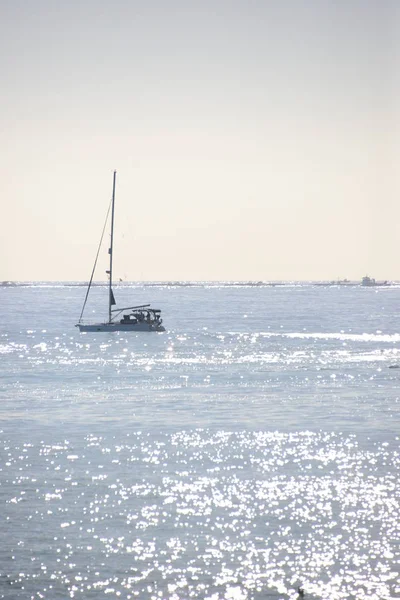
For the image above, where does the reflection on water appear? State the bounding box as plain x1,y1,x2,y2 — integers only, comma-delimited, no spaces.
1,430,400,599
1,284,400,599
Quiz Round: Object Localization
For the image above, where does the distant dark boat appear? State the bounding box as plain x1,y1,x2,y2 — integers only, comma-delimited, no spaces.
361,275,390,287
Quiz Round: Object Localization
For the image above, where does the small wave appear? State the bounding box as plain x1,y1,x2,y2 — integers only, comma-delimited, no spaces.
259,331,400,343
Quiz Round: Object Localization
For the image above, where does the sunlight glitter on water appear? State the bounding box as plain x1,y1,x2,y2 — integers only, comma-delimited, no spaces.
1,284,400,599
3,331,400,372
1,430,399,599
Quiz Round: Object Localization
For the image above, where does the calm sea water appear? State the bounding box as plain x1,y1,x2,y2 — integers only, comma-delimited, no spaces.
1,283,400,600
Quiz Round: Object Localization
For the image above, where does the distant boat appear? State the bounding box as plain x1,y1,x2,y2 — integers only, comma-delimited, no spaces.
76,171,165,332
328,278,353,286
313,279,356,287
361,275,389,287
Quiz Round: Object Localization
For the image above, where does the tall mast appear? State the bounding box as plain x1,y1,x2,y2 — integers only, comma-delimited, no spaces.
108,170,117,323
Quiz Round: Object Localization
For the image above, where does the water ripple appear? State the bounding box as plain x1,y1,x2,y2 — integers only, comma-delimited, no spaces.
1,430,399,599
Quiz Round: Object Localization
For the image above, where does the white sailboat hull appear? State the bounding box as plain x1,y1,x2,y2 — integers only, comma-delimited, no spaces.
77,322,165,332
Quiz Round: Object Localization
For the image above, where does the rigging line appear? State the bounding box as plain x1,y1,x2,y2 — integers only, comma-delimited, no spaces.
78,198,112,322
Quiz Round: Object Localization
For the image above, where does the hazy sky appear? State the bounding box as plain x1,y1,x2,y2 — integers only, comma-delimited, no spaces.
1,0,399,281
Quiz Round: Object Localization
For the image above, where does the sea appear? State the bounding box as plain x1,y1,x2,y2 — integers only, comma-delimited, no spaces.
1,282,399,600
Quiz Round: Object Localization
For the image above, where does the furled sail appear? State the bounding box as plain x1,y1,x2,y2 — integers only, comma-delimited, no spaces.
110,289,116,306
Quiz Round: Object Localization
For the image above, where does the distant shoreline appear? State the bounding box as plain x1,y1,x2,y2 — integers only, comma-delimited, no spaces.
1,280,398,288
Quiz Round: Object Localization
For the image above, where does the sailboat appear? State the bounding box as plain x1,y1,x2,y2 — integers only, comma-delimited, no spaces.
76,171,165,332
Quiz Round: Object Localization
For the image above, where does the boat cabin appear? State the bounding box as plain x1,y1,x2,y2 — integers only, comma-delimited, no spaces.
120,308,162,325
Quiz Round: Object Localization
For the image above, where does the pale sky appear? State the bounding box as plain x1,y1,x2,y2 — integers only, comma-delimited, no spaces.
1,0,399,281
